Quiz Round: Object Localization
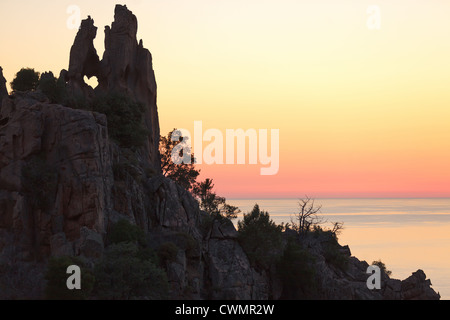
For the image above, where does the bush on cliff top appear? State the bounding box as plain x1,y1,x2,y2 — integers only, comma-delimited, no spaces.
238,204,283,270
11,68,40,92
92,92,148,149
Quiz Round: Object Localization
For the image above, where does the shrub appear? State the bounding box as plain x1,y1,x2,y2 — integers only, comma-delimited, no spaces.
108,219,145,246
38,72,58,102
37,72,69,104
237,204,283,269
372,259,393,277
11,68,40,92
277,241,317,299
94,242,169,300
322,237,349,272
45,256,95,300
157,242,179,266
193,178,240,220
92,92,148,149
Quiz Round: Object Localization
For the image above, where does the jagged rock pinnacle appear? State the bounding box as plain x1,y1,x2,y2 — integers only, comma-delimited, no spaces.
66,4,160,172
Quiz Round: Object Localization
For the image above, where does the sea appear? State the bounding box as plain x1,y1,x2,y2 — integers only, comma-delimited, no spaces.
227,198,450,300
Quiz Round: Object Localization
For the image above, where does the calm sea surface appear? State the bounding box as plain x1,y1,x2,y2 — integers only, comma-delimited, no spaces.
227,198,450,299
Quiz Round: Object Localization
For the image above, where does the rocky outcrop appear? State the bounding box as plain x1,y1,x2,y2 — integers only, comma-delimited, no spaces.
399,270,440,300
66,5,160,173
0,67,7,103
299,232,440,300
66,16,100,99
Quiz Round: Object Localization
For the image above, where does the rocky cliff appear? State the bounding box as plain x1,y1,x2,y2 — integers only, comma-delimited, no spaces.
0,5,440,300
0,67,7,103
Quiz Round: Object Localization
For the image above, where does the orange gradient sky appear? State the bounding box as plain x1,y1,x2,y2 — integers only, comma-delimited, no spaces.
1,0,450,198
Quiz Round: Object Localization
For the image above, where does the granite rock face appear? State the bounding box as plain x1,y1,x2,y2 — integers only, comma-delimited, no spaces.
0,67,7,102
0,96,113,259
66,16,101,99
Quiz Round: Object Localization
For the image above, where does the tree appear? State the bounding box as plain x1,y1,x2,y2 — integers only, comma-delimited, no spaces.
193,178,240,219
330,221,345,238
160,129,239,220
10,68,40,92
238,204,283,269
372,259,393,277
159,129,200,192
291,196,324,236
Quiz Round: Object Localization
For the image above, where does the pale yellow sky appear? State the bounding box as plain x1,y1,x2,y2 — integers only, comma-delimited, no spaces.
1,0,450,197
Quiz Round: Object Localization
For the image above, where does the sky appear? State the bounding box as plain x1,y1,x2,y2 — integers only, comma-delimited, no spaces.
1,0,450,198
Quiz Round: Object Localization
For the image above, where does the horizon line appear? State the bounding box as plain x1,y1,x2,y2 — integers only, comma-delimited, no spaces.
226,196,450,200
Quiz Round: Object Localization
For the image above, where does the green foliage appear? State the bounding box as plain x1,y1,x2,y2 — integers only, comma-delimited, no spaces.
92,92,148,149
160,129,239,221
94,242,169,300
38,72,57,101
193,178,240,220
238,204,283,269
372,259,393,277
277,241,317,299
157,242,179,265
21,154,58,211
108,219,145,246
160,129,200,192
38,72,69,104
11,68,40,92
322,236,349,272
44,256,95,300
